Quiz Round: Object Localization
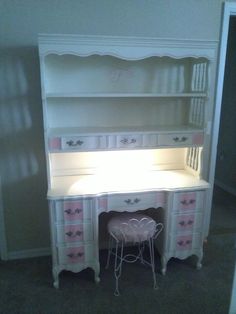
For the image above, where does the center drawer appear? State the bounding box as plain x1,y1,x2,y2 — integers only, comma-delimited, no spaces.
103,191,166,212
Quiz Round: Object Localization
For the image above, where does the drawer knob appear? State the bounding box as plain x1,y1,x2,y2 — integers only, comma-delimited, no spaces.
173,136,188,143
124,198,141,205
66,140,84,147
120,138,137,145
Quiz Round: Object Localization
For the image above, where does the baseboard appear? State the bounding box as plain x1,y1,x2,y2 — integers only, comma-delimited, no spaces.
215,179,236,197
7,247,51,260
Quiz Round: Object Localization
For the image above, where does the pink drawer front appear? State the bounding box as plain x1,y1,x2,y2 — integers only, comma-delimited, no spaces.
58,244,94,265
48,137,61,150
172,212,203,233
56,223,93,244
169,233,201,252
173,190,205,212
63,201,84,221
176,235,193,250
53,199,92,223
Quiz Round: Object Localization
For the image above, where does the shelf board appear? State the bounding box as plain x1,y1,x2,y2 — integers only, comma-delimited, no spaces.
47,125,203,136
45,92,207,99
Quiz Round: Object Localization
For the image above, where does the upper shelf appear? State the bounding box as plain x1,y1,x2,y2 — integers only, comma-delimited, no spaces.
42,54,209,95
38,34,218,61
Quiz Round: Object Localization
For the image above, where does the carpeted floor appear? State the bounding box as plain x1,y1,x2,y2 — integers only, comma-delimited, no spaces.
0,187,235,314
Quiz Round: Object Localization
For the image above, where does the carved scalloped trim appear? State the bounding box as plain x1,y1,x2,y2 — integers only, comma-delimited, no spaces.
38,34,218,60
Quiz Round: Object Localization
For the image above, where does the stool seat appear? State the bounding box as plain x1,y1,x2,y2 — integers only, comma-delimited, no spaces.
108,213,157,243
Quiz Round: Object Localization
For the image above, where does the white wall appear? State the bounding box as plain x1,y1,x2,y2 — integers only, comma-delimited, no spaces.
0,0,224,257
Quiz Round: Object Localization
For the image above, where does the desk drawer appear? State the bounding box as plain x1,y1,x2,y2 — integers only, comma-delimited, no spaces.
56,223,93,244
172,190,205,212
53,199,92,223
58,244,94,265
170,212,203,234
103,191,165,212
169,233,202,252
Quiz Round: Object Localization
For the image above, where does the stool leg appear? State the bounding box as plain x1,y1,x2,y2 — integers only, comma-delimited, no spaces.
149,238,157,290
114,240,124,296
106,235,113,269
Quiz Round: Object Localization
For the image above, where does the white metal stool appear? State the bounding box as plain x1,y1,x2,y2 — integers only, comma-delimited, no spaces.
106,213,164,296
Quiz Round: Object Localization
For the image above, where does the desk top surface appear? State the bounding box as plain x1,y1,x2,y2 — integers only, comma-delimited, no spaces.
48,170,210,199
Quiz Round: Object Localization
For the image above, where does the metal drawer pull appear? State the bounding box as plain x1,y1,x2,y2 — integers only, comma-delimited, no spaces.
124,198,141,205
180,199,196,206
173,136,188,143
65,230,83,237
66,139,84,147
64,208,82,215
177,239,192,247
178,220,194,227
120,138,137,145
67,252,84,258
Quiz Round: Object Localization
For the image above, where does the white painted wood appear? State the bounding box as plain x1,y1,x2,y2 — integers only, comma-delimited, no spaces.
47,171,210,198
38,34,217,60
38,34,218,287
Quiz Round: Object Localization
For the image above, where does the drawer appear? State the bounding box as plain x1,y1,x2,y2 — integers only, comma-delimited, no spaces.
172,190,205,212
62,135,105,151
169,233,202,252
58,244,94,265
56,223,93,244
104,191,166,212
54,199,92,223
116,134,142,149
170,212,203,234
158,132,204,147
48,135,106,151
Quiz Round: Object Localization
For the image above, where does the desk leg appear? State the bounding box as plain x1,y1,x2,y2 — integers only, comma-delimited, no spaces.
94,261,101,283
161,256,167,275
53,267,59,289
196,250,203,270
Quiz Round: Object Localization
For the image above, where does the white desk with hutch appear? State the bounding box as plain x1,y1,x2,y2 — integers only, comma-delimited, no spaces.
38,34,217,288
